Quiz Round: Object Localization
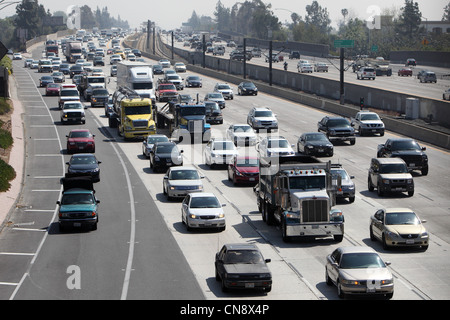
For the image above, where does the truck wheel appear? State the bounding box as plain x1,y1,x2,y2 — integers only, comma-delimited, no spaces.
281,219,291,243
334,234,343,242
408,190,414,197
421,166,428,176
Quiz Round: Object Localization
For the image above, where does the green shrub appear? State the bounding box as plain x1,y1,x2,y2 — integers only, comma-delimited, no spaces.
0,158,15,192
0,98,11,115
0,128,13,149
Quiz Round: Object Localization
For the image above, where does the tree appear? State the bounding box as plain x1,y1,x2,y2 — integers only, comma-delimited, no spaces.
396,0,422,39
214,1,231,31
304,1,331,34
443,2,450,22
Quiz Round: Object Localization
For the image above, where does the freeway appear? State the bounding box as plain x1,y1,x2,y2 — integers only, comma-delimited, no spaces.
1,33,450,301
164,36,450,102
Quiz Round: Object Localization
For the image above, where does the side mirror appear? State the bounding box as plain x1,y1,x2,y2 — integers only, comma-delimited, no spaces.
97,161,102,164
56,201,61,205
265,259,271,263
222,204,226,207
163,176,168,179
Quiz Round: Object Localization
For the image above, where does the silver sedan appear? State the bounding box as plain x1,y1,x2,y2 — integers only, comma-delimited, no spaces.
163,166,204,200
325,246,394,299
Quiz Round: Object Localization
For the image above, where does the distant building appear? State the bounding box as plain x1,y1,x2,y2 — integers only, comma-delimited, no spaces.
420,20,450,34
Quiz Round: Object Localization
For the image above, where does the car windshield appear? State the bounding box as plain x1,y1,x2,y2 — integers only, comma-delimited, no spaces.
64,103,82,109
61,90,79,96
159,85,176,90
217,85,230,90
224,250,264,264
391,140,421,151
340,253,386,269
305,133,327,142
379,164,408,174
190,196,220,208
327,119,350,127
236,158,259,167
47,84,59,88
213,142,235,150
289,176,326,190
188,76,200,80
233,125,252,132
70,131,91,138
360,113,380,121
147,136,169,144
169,170,199,180
385,212,420,225
70,156,97,165
156,145,177,154
208,93,223,99
93,89,108,95
243,82,255,88
331,169,350,180
267,139,289,148
61,193,94,205
255,111,273,117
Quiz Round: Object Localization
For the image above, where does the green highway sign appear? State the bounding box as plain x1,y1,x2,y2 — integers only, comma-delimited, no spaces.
334,39,355,48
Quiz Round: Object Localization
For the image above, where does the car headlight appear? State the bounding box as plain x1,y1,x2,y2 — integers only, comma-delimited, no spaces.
217,213,225,218
407,179,413,184
382,179,390,184
189,213,199,219
235,170,243,176
155,156,160,161
149,124,156,130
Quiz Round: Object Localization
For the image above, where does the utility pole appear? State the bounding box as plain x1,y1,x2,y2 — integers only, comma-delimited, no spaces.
269,40,272,86
147,20,151,50
243,38,246,79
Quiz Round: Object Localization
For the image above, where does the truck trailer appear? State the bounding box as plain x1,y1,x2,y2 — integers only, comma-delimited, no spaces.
255,155,344,242
116,61,156,106
65,41,82,63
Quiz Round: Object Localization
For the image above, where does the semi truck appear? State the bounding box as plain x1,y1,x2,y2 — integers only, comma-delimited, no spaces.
108,86,156,140
254,155,345,242
352,57,392,76
116,61,156,106
156,100,211,143
65,41,82,63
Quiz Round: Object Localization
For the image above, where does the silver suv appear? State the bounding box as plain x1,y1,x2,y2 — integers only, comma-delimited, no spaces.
214,83,234,100
357,67,376,80
247,107,278,132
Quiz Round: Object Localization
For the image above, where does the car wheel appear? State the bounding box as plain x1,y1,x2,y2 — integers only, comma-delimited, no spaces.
421,166,429,176
325,269,333,286
370,226,377,241
368,177,374,192
377,183,384,196
337,280,345,299
215,267,220,281
264,285,272,293
382,234,390,250
221,279,229,292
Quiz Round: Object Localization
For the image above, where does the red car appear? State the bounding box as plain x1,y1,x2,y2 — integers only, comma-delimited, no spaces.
398,67,413,77
66,129,96,154
227,156,259,185
46,83,61,96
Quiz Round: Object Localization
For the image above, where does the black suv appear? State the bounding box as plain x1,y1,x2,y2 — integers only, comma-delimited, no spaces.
149,142,183,172
368,158,414,197
289,51,300,59
317,116,356,145
377,138,428,175
90,88,109,108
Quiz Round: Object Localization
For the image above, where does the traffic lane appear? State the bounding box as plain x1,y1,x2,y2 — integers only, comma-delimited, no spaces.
112,46,450,298
88,110,319,300
9,58,205,300
170,39,450,100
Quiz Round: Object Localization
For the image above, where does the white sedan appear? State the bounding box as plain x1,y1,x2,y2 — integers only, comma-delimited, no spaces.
163,166,204,200
204,139,239,166
226,124,257,146
443,88,450,101
181,192,226,231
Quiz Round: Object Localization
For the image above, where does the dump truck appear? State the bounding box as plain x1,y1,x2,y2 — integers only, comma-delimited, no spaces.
108,86,156,140
254,155,344,242
352,57,392,76
156,100,211,143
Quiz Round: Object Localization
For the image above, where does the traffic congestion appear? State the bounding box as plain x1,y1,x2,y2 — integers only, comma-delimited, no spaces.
1,27,450,302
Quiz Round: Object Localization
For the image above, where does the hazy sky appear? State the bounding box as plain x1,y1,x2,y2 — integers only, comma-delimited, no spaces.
0,0,447,30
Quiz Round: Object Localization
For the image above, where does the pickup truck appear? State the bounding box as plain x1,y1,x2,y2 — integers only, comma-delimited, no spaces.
156,83,178,102
350,110,385,136
317,116,356,145
57,176,99,231
377,138,428,175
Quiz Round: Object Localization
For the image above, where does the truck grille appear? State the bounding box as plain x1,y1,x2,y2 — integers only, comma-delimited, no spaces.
188,120,203,133
133,120,148,128
67,112,81,118
302,199,328,223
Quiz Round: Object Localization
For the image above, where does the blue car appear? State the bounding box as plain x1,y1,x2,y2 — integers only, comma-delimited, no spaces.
57,176,99,231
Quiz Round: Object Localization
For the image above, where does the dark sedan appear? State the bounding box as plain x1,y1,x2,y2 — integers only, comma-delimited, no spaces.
66,154,101,182
237,81,258,96
149,142,183,172
69,65,84,78
297,132,334,157
39,76,54,87
59,63,70,75
152,64,164,75
185,75,202,88
215,243,272,293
